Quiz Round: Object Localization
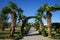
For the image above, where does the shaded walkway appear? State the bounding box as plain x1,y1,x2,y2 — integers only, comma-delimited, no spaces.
20,27,57,40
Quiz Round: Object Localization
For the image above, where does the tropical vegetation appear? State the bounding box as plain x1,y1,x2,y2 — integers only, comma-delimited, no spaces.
0,2,60,40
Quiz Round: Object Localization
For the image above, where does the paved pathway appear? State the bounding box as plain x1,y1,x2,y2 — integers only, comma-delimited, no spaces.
20,27,57,40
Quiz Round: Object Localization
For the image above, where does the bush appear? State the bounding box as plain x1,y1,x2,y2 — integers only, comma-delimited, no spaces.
41,29,48,37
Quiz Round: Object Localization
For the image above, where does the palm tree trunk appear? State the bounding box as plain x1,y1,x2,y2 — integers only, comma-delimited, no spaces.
1,23,5,31
39,20,43,31
47,18,51,37
10,11,16,37
46,12,52,37
39,19,44,34
2,26,5,31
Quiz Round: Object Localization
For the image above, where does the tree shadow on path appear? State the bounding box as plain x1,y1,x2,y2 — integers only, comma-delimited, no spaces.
24,33,40,37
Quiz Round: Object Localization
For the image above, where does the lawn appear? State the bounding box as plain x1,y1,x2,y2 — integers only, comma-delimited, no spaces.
0,26,30,39
0,27,21,39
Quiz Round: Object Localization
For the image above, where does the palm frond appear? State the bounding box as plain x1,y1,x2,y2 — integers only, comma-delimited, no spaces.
9,2,18,10
17,8,23,12
2,6,11,14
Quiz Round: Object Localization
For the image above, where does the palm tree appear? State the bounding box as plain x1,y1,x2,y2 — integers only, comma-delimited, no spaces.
0,13,8,31
8,2,18,37
46,11,52,37
43,3,60,37
17,8,23,23
37,6,45,34
43,3,53,37
2,2,18,37
10,11,17,37
3,2,24,37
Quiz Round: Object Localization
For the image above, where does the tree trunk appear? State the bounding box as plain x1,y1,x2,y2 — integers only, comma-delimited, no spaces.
2,26,5,31
47,18,51,37
10,11,16,37
39,19,44,35
46,12,52,37
1,23,5,31
39,20,43,31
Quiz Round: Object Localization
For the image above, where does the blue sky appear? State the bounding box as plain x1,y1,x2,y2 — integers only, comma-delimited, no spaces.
0,0,60,24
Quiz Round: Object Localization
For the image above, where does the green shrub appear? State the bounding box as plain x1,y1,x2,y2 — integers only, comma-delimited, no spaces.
41,29,48,37
51,33,56,37
51,33,60,39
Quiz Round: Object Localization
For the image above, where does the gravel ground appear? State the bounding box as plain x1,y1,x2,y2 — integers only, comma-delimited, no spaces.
20,27,57,40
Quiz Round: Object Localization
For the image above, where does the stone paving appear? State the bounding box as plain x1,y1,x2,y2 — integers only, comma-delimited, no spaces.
20,27,58,40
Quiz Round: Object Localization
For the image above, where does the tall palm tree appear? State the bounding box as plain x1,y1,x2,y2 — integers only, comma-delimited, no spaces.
43,3,53,37
1,2,24,37
43,3,60,37
10,11,17,37
2,2,18,37
8,2,18,37
46,11,52,37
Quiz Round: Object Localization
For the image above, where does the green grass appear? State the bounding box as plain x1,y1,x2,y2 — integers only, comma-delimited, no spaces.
0,27,21,39
0,26,30,39
0,30,21,39
0,33,10,39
